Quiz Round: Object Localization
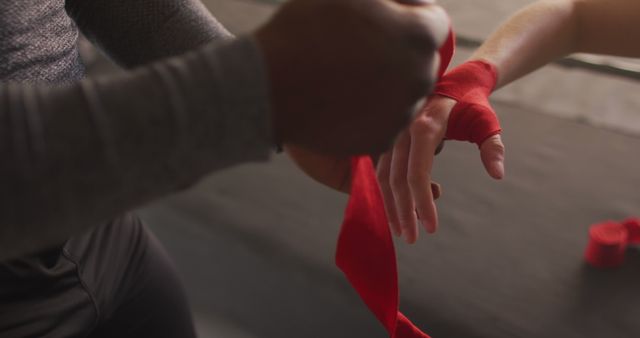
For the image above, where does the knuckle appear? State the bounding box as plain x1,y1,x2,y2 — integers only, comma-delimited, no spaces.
409,118,429,134
405,5,449,50
489,138,506,152
420,5,450,47
404,14,437,48
410,117,441,136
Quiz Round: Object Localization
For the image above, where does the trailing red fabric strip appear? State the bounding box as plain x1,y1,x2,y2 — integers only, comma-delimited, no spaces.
335,31,455,338
336,156,431,337
336,156,399,333
437,28,455,79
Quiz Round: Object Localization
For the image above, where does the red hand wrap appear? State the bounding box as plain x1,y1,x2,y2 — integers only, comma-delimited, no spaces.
335,31,456,338
437,27,455,79
337,156,431,338
584,218,640,268
585,221,628,268
434,60,501,146
622,218,640,245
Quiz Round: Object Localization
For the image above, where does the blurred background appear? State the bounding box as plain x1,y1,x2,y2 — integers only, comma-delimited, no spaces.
84,0,640,337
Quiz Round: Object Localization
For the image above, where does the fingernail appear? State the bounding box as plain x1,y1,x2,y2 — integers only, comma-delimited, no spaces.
423,220,435,234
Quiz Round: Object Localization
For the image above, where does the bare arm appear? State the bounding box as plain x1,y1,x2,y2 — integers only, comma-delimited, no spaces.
472,0,640,89
376,0,640,240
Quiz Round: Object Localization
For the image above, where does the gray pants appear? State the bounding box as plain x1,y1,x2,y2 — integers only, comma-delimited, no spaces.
0,214,196,338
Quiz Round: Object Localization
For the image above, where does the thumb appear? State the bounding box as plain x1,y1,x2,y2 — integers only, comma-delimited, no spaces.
480,134,505,179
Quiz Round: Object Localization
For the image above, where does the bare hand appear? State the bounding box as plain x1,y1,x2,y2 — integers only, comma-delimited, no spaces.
377,95,505,243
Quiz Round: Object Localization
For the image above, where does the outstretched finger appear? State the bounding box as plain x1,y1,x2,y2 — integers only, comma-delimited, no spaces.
377,152,402,237
407,118,440,234
390,131,419,243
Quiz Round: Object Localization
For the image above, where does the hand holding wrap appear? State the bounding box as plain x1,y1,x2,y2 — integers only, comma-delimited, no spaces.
434,60,502,146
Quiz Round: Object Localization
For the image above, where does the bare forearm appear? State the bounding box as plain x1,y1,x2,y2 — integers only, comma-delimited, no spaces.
572,0,640,57
470,0,640,90
470,0,580,89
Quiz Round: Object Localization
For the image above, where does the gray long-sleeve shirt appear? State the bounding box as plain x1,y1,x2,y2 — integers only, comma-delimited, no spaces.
0,0,273,260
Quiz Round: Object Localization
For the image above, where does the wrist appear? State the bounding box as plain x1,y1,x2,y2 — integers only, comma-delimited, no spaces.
434,59,498,100
433,59,502,146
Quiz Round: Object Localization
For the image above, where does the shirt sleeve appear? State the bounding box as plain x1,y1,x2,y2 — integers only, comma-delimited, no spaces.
65,0,234,67
0,36,273,260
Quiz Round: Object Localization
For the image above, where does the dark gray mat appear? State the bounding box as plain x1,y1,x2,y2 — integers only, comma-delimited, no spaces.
141,100,640,338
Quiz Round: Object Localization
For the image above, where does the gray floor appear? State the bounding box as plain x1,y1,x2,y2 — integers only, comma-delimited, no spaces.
103,0,640,337
141,101,640,338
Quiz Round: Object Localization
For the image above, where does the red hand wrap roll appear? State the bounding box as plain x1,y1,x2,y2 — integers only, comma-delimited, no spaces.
584,221,628,268
434,60,502,146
